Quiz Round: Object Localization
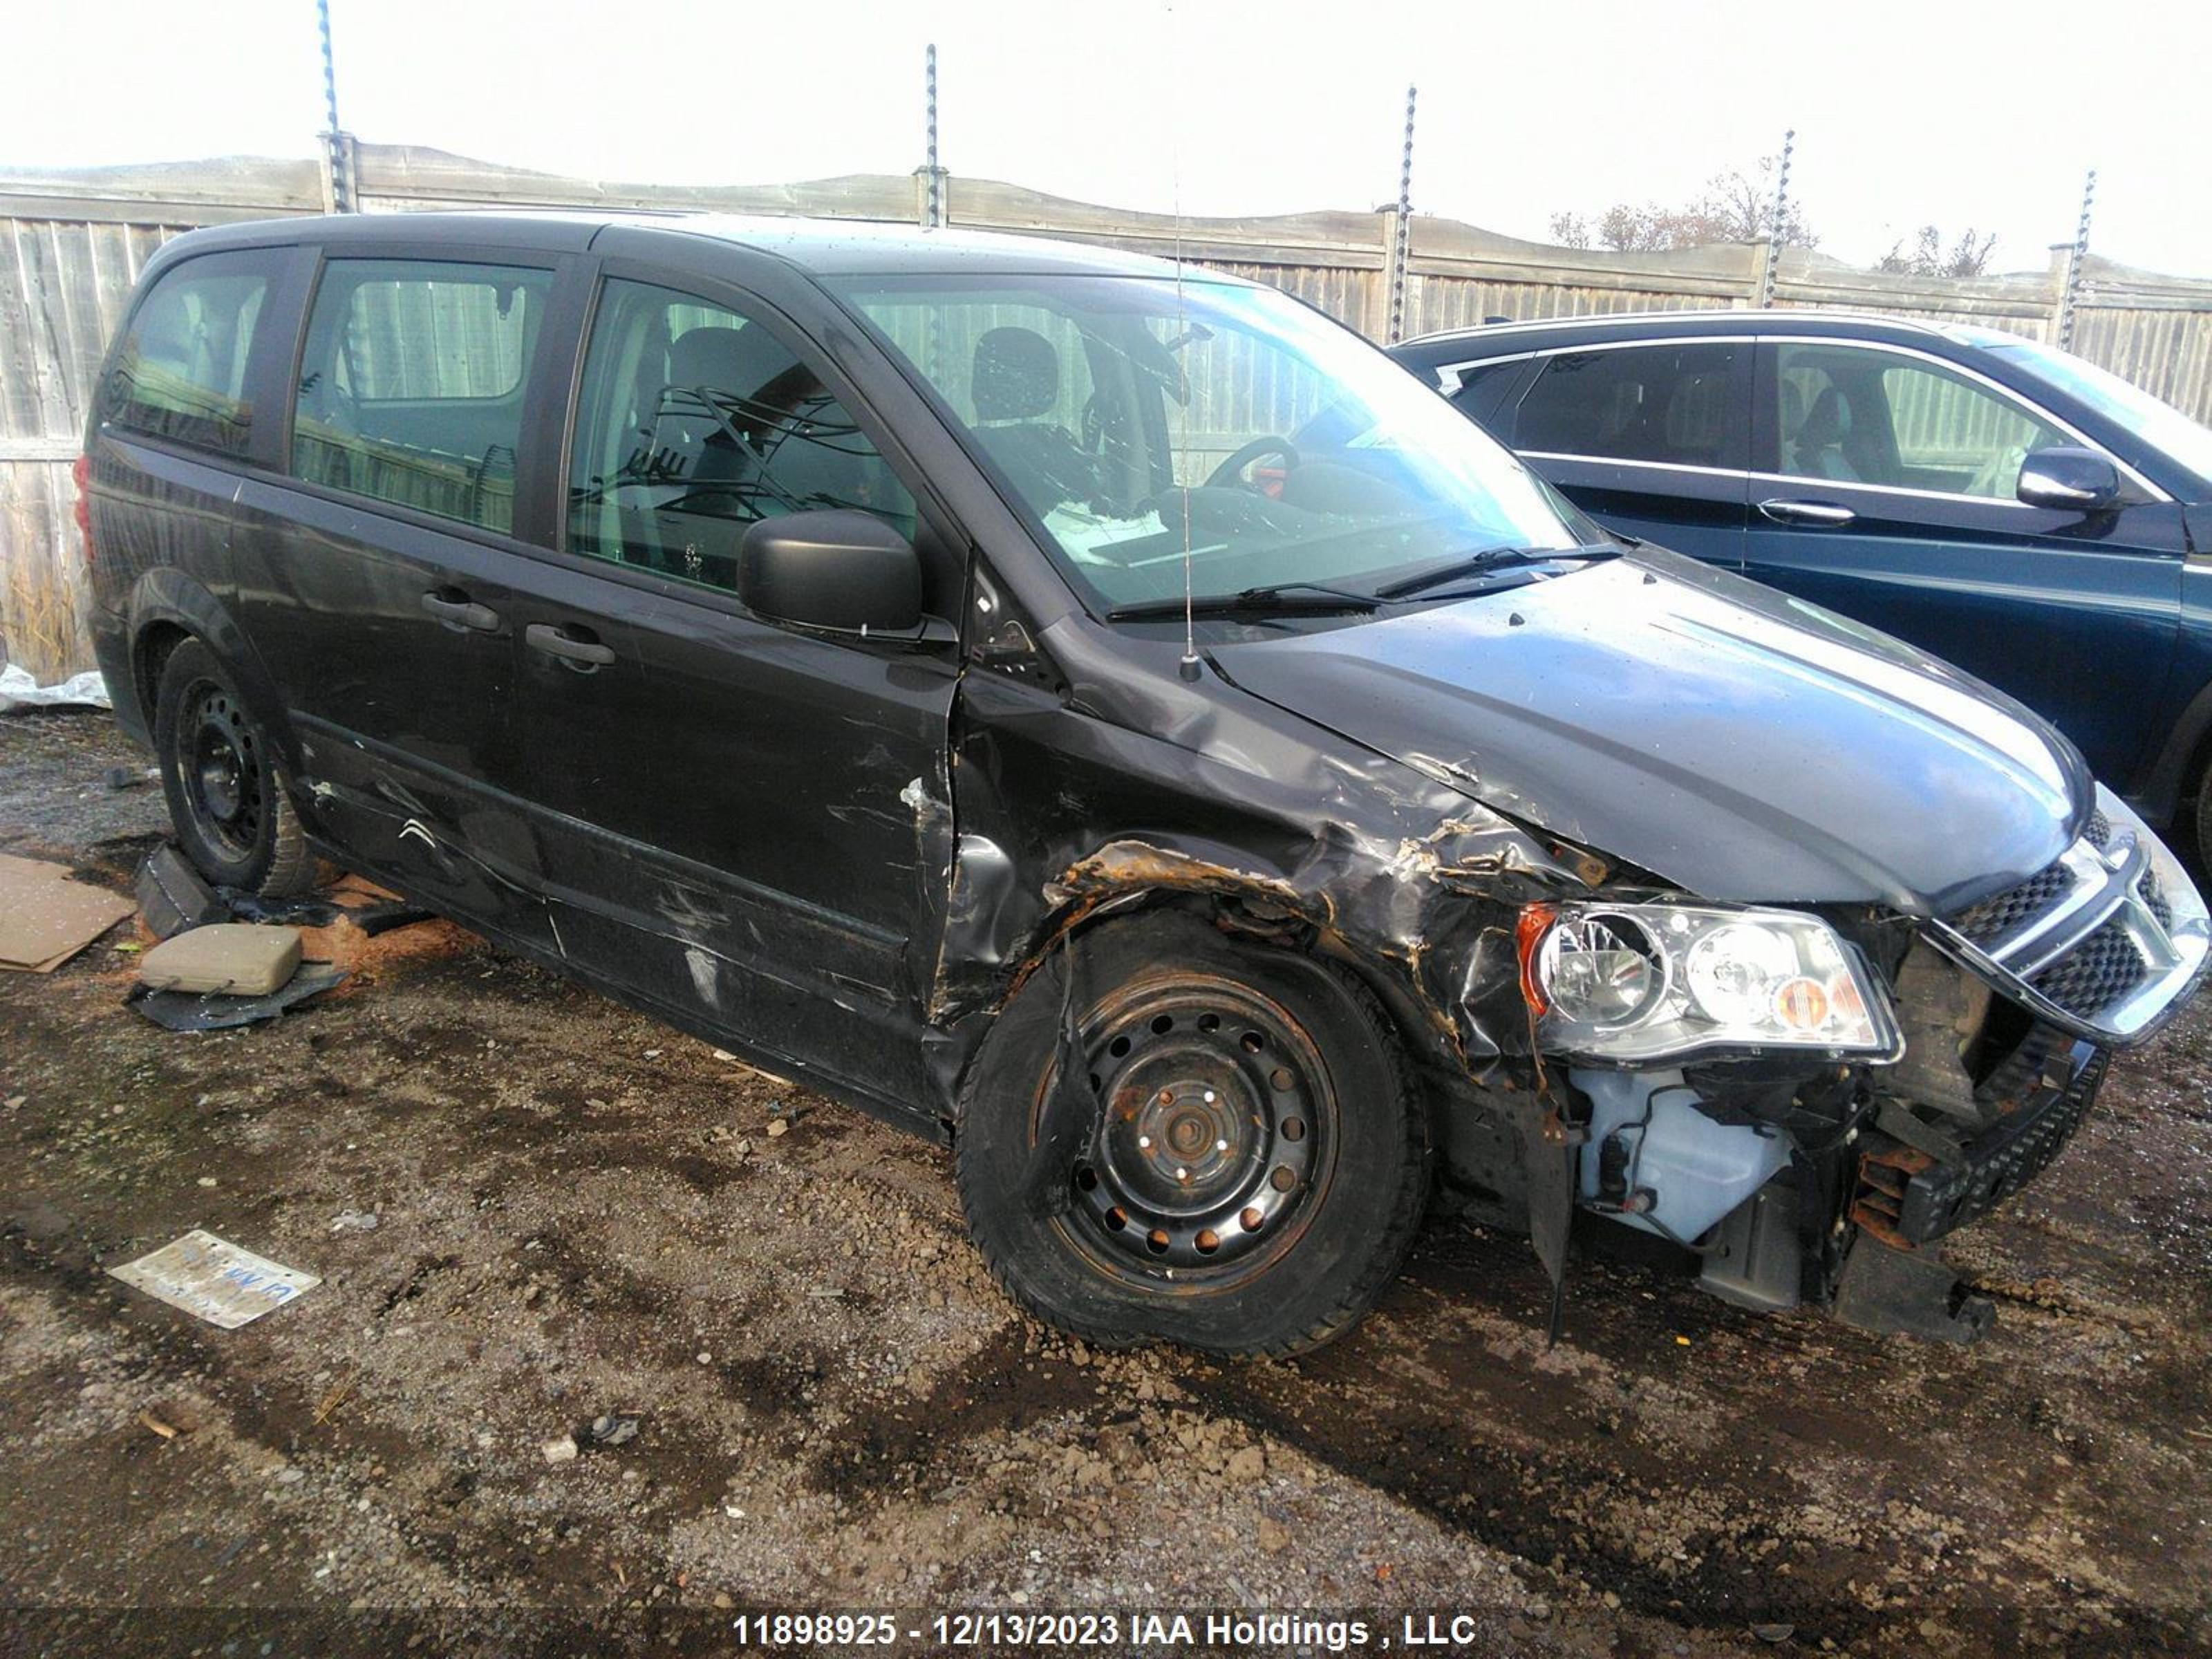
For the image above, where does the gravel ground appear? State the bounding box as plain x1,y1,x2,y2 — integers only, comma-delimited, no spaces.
2,709,2209,1658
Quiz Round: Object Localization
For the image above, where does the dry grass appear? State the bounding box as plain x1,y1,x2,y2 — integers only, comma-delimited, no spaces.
2,534,93,684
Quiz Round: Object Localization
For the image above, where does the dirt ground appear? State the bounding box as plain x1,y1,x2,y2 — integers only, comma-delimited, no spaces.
2,709,2209,1659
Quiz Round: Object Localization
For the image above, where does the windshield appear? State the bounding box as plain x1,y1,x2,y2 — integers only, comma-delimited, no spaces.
827,274,1582,612
1991,340,2212,495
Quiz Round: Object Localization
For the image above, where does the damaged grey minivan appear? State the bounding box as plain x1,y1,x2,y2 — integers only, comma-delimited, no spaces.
84,212,2208,1355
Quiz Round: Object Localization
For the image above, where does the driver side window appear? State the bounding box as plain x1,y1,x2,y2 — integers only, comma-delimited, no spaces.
1770,344,2071,500
566,279,914,594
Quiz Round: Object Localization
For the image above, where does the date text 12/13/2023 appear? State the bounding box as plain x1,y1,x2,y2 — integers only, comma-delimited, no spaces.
727,1611,1536,1650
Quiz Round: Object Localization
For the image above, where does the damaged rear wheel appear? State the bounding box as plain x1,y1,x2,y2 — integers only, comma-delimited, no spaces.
954,910,1429,1357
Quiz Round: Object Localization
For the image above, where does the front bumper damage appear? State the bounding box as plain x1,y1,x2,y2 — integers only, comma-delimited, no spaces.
1532,790,2206,1344
940,614,2203,1344
1853,1035,2107,1250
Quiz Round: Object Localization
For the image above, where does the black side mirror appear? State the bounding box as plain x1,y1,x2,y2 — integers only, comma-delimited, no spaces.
2016,447,2121,512
738,509,923,635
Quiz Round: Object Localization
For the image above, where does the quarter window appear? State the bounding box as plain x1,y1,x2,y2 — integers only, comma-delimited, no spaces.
566,279,914,595
1447,357,1528,431
106,254,270,454
1511,343,1744,468
290,259,551,534
1770,343,2072,499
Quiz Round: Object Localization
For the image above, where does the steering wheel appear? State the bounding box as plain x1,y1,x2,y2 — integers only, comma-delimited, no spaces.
1204,435,1300,491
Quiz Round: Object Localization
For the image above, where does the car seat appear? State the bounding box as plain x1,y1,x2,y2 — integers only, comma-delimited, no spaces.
1791,386,1863,482
968,327,1098,512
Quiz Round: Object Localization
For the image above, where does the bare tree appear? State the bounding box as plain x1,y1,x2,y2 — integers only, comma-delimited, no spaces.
1877,225,1999,277
1549,154,1817,253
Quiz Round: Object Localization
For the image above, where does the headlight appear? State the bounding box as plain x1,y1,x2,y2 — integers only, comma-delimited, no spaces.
1517,900,1900,1064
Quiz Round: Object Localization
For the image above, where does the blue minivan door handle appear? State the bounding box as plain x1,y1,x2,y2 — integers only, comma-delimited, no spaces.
1759,498,1857,527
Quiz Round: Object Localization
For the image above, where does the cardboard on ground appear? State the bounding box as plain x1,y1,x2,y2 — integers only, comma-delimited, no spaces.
0,852,134,972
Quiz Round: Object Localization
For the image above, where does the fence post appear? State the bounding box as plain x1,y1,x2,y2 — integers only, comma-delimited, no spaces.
2058,168,2097,350
1756,128,1794,308
916,43,946,229
316,0,355,213
1384,85,1417,344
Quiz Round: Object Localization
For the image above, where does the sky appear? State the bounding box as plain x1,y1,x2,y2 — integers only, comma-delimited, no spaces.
6,0,2210,279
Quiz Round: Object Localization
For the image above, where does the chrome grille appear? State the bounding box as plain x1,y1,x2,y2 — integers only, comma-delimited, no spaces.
1927,798,2209,1045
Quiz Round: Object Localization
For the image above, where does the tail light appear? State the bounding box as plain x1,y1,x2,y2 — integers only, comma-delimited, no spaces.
71,453,95,568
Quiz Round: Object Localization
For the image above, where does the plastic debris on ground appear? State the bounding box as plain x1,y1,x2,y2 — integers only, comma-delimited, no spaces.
109,1229,319,1329
0,663,112,713
0,852,135,972
126,962,349,1032
135,845,227,939
586,1413,640,1448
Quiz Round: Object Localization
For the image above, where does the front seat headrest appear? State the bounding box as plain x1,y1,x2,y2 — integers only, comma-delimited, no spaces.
1800,385,1852,447
1778,378,1808,441
668,325,789,402
972,326,1060,422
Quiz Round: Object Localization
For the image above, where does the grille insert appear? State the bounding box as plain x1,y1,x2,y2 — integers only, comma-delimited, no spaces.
1950,863,2070,947
1932,805,2206,1043
2028,918,2148,1017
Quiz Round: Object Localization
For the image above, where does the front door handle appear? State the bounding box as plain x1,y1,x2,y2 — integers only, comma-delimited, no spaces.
1758,498,1857,527
525,623,617,667
420,590,501,631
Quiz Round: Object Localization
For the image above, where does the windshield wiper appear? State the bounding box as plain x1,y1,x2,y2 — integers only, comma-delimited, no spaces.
1374,542,1621,599
1107,581,1380,622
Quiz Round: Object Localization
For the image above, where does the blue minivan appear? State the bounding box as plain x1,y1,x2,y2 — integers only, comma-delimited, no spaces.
1390,312,2212,865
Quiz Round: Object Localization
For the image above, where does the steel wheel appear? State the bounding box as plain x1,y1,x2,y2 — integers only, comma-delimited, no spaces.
176,683,268,863
151,639,316,897
1060,978,1334,1279
957,910,1430,1356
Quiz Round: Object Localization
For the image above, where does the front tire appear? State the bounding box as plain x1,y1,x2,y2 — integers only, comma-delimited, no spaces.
153,639,314,897
2195,760,2212,881
955,910,1430,1357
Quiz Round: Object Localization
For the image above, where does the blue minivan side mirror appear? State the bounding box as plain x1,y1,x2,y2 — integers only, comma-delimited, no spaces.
2016,447,2122,512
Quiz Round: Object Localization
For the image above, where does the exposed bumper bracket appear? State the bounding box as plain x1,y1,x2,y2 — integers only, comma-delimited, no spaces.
1832,1237,1994,1344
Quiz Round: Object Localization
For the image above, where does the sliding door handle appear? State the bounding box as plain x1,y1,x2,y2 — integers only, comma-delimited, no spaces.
420,590,501,631
1758,498,1857,527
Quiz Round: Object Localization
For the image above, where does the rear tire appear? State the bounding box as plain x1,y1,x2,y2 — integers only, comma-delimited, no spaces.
153,639,315,897
954,910,1430,1357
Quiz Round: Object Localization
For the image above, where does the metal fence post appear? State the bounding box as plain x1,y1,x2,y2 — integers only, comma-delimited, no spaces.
317,0,355,213
1385,85,1416,344
920,43,944,229
1756,128,1794,308
2059,168,2097,350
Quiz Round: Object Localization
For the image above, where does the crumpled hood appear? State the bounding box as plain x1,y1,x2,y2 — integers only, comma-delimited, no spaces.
1210,552,2091,915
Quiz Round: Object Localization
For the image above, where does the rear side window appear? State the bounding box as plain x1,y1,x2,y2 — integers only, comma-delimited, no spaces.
291,259,552,534
1512,342,1744,469
106,254,270,454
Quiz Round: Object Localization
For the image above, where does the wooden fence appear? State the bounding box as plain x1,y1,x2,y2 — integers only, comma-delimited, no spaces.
6,143,2211,679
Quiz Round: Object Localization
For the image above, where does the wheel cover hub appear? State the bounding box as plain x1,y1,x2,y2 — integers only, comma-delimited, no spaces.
1068,984,1326,1273
181,688,264,858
